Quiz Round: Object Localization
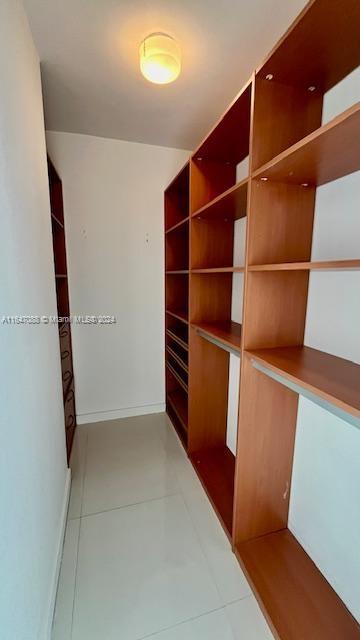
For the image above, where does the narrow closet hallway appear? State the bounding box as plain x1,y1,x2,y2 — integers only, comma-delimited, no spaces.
52,414,273,640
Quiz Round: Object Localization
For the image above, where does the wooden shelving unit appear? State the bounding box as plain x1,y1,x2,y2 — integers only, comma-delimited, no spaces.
165,163,190,445
164,1,360,637
48,158,76,461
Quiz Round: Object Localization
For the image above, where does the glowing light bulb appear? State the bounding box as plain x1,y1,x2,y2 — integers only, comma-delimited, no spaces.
140,33,181,85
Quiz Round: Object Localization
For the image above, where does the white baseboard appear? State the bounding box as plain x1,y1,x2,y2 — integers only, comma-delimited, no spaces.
77,402,165,425
43,467,71,640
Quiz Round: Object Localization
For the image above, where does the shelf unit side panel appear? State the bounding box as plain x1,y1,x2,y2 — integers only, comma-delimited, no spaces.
247,180,316,266
251,76,323,171
188,327,230,453
234,356,299,544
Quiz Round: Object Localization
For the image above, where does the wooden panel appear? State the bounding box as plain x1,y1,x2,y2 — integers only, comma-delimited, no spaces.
190,273,232,325
64,382,76,453
258,0,360,93
167,389,188,432
249,259,360,271
167,404,187,448
48,157,76,462
242,271,309,350
165,274,189,317
191,218,234,269
234,356,298,543
165,324,188,351
166,369,188,448
248,345,360,419
165,163,189,230
252,77,323,170
192,178,248,221
247,180,315,265
166,361,188,393
165,216,189,234
191,447,235,537
192,267,244,273
236,529,360,640
253,103,360,186
55,276,70,318
190,158,236,213
194,81,252,163
192,321,242,353
166,309,188,325
166,331,188,352
188,327,229,453
166,344,188,373
165,221,189,270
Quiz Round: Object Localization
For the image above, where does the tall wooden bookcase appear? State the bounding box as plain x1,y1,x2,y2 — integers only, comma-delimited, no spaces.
164,1,360,638
48,158,77,461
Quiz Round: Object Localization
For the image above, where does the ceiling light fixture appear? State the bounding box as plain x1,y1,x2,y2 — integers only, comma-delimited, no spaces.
139,33,181,85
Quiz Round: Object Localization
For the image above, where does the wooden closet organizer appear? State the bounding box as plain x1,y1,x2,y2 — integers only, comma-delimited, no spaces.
164,1,360,638
48,158,77,461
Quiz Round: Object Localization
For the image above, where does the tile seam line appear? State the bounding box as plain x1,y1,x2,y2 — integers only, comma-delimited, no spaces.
79,491,182,519
135,603,228,640
135,594,253,639
70,430,89,638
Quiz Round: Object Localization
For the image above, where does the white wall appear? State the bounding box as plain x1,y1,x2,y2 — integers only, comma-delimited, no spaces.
289,68,360,621
0,2,69,639
46,131,189,424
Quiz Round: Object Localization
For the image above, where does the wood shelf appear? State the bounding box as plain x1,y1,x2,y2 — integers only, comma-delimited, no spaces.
193,81,251,163
253,103,360,186
166,328,188,351
166,345,188,373
192,321,242,353
166,362,188,393
166,310,188,325
236,528,360,640
166,270,189,275
192,266,245,274
165,217,189,234
247,345,360,420
249,259,360,272
191,446,235,537
258,0,360,93
192,178,248,221
167,390,188,433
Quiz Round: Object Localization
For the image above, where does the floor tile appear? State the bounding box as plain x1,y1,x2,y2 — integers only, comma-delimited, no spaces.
68,427,88,520
72,494,221,640
82,415,180,515
52,518,80,640
141,608,234,639
226,596,274,639
183,487,251,604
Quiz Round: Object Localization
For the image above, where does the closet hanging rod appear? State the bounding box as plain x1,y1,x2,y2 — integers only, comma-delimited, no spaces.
195,329,241,357
251,359,360,431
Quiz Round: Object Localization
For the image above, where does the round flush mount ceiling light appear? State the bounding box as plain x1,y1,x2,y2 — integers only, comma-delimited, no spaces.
139,33,181,84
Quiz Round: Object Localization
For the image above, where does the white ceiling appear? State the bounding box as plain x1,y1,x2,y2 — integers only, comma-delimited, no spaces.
23,0,307,151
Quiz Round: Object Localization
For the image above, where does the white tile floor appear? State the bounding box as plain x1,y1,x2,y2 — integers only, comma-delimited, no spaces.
52,413,274,640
